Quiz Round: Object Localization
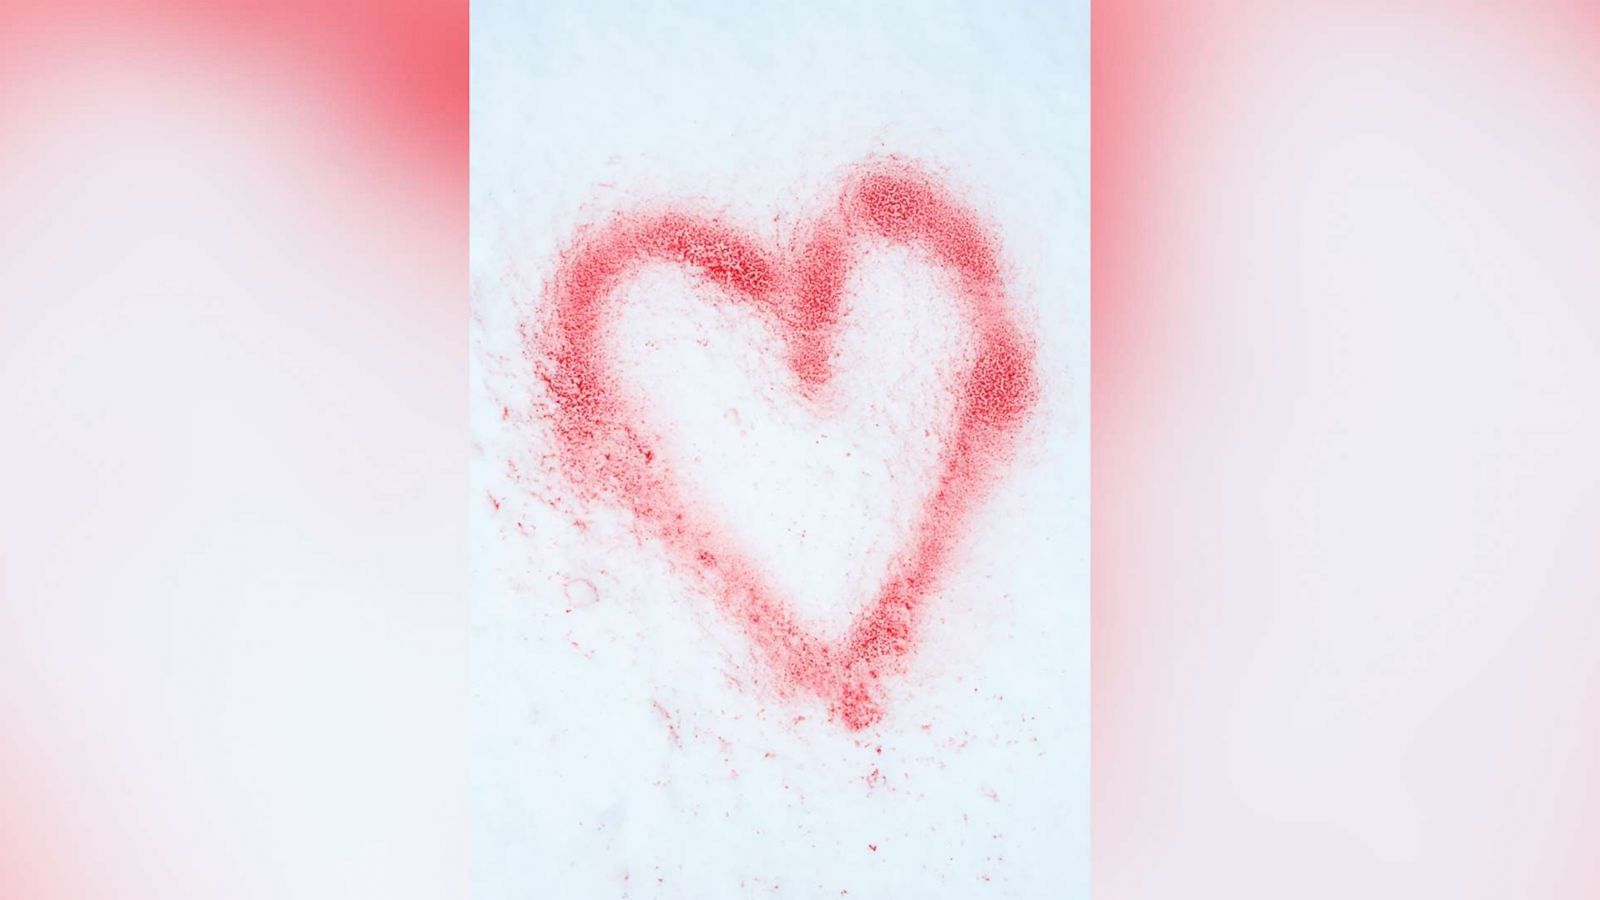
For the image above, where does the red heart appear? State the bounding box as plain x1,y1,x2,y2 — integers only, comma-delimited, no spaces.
535,160,1036,730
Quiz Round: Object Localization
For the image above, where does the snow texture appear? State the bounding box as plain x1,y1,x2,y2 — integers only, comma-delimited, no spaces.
472,1,1087,896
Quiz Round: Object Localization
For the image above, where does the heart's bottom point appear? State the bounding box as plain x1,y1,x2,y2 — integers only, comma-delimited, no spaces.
832,679,886,731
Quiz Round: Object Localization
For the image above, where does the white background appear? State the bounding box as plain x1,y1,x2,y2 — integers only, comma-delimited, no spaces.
471,1,1087,896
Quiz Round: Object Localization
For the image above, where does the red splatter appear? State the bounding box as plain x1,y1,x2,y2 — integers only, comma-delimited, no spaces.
532,159,1036,730
562,576,599,610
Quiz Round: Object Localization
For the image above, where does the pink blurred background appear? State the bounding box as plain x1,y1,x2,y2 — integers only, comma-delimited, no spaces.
5,1,1600,898
0,2,465,898
1096,2,1600,897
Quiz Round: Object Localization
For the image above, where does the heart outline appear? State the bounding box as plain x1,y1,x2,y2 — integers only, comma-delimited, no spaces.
535,159,1036,730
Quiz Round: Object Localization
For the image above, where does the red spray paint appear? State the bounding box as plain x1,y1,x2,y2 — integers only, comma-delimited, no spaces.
533,159,1035,730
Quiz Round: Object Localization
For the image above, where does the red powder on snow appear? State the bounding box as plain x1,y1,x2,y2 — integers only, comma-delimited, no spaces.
533,159,1036,730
